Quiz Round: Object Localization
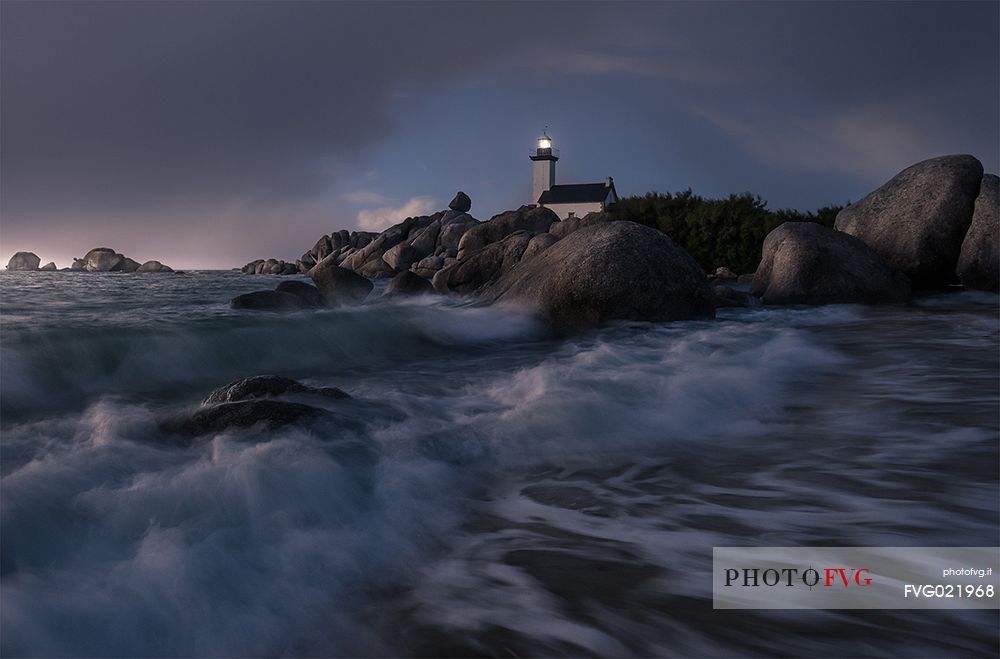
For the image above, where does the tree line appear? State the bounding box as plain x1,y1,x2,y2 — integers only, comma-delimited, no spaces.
609,189,843,275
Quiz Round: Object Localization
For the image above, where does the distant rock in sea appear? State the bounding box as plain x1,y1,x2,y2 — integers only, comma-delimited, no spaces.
6,252,41,270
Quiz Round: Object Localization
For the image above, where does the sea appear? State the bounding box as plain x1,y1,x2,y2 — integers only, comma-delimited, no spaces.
1,271,997,657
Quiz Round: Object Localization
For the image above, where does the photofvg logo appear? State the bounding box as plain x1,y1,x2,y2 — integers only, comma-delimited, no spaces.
713,547,999,609
723,565,872,590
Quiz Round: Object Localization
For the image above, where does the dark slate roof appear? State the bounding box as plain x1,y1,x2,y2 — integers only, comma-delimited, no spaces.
537,183,609,204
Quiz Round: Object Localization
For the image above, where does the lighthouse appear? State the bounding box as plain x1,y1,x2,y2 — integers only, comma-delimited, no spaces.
529,130,619,219
529,130,559,204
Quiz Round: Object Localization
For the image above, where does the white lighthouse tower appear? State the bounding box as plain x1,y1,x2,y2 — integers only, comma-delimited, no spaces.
529,130,559,203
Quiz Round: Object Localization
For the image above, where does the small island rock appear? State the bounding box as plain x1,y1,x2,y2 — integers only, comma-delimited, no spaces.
6,252,40,271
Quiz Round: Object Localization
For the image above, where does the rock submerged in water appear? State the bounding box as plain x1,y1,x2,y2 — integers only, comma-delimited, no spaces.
163,399,338,437
751,222,911,305
275,280,325,307
956,173,999,291
6,252,41,271
162,375,353,438
834,154,984,288
231,290,311,311
480,221,715,329
203,375,349,404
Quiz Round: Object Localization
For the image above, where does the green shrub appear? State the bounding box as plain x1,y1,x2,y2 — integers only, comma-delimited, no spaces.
610,189,843,274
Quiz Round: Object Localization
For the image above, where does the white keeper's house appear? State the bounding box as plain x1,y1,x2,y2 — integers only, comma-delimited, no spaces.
529,131,619,219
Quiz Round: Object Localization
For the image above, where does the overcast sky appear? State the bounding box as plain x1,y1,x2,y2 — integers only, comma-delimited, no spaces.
2,1,997,269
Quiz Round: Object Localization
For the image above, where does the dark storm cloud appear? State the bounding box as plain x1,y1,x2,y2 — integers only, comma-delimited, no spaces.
1,1,602,217
1,1,996,268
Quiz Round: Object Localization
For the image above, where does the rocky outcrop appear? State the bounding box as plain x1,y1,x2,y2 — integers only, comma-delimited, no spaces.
231,290,311,311
751,222,911,305
449,191,472,212
309,259,373,306
434,231,534,295
457,206,557,260
240,258,298,275
834,155,983,288
956,174,999,291
137,260,174,273
203,375,349,405
84,248,124,272
737,273,755,285
6,252,41,270
480,221,715,329
384,270,434,297
39,262,57,271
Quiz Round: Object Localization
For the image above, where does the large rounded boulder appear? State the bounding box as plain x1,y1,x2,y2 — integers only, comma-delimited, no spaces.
480,221,715,329
751,222,911,305
834,154,983,288
84,247,125,272
6,252,40,270
308,257,373,306
956,174,999,291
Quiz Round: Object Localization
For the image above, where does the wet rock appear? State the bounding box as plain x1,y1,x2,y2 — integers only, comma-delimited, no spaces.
6,252,40,270
384,270,434,297
834,154,983,288
275,280,325,307
956,174,999,291
39,261,57,271
481,221,715,329
231,290,310,311
203,375,349,405
737,273,755,285
308,258,373,305
163,400,337,437
751,222,911,305
70,259,87,271
449,190,472,212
